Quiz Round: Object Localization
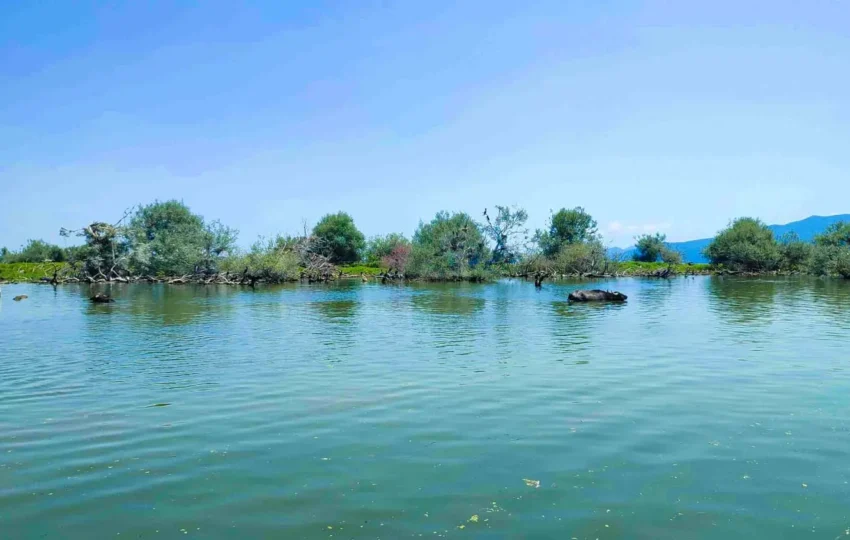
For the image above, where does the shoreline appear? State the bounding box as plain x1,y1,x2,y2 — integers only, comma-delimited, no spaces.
0,268,836,287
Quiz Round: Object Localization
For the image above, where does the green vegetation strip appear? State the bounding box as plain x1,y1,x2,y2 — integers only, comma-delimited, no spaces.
0,262,67,282
3,200,849,283
617,262,712,275
338,265,385,276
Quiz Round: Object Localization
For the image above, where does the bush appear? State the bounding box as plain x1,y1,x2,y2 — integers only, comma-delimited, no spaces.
514,253,554,277
1,239,68,263
200,220,239,273
810,244,850,278
535,207,598,257
409,211,489,277
405,243,492,281
405,243,451,279
704,217,780,272
382,244,411,273
834,249,850,278
810,222,850,278
778,232,812,272
815,222,850,248
312,212,365,264
554,240,607,275
660,246,683,265
220,236,300,282
633,233,666,262
364,233,409,265
632,235,681,266
128,200,216,275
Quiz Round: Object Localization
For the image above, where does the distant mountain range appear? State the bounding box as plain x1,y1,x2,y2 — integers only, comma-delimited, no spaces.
609,214,850,264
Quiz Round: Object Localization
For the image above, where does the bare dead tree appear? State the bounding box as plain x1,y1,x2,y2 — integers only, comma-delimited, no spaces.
60,208,134,281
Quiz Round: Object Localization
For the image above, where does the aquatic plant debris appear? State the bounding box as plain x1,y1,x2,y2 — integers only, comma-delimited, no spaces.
523,478,540,488
468,515,479,523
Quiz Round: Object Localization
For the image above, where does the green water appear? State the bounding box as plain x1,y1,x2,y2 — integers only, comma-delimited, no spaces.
1,278,849,539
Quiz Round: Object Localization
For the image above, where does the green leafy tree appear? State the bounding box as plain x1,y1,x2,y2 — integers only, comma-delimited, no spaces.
812,222,850,278
312,212,366,264
814,222,850,247
660,246,683,265
704,217,780,272
407,211,489,278
633,233,667,262
777,232,812,272
363,233,410,265
834,250,850,278
127,200,209,275
200,220,239,273
0,239,67,263
535,207,598,257
63,245,87,266
482,205,529,264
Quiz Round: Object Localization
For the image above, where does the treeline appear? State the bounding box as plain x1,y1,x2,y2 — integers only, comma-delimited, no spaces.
1,240,77,264
702,217,850,278
0,202,621,282
2,201,849,282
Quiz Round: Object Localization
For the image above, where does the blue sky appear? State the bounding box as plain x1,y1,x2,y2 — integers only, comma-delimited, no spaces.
2,1,848,250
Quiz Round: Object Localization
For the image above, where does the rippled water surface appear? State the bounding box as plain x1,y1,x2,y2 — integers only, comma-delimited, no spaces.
2,278,849,539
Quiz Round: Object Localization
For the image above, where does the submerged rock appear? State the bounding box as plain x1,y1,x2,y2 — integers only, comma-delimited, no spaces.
568,289,627,302
90,294,114,303
13,295,28,301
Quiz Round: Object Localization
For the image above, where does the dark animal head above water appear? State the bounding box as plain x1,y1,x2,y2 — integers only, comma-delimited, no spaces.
568,289,628,302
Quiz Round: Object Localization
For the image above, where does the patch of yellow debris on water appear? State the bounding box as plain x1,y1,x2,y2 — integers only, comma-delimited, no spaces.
523,478,540,488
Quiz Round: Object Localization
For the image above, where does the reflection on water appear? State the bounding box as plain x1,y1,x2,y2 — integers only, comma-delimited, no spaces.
707,276,780,325
410,289,486,316
84,283,242,326
1,277,849,539
312,299,359,319
809,279,850,327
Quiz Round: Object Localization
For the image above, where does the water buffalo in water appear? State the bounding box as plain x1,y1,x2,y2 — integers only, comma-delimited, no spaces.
90,294,114,303
568,289,627,303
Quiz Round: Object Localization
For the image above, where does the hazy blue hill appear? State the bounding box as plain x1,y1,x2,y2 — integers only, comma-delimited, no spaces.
768,215,850,241
609,214,850,264
665,238,713,264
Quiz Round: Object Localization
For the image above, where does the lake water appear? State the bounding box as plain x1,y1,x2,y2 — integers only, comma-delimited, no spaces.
1,277,849,539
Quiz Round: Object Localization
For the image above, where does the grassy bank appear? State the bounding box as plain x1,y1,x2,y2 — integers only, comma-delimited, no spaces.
341,261,715,279
616,261,713,276
338,264,385,276
0,262,68,282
